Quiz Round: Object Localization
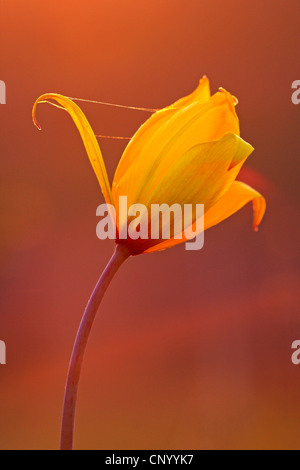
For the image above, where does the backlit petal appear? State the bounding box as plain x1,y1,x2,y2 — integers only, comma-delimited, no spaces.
204,180,266,231
113,76,211,187
32,94,113,206
123,133,253,215
113,88,239,207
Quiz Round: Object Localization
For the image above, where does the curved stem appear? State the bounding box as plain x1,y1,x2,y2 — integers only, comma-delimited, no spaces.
60,244,130,450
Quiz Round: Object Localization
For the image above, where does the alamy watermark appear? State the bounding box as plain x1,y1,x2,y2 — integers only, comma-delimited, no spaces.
96,196,205,250
291,340,300,365
0,340,6,365
291,80,300,105
0,80,6,104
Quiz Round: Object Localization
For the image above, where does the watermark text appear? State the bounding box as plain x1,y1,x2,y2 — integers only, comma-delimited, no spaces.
291,340,300,365
96,197,204,251
0,80,6,104
291,80,300,105
0,340,6,365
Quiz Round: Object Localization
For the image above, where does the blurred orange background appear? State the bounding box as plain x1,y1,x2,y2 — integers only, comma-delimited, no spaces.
1,0,300,450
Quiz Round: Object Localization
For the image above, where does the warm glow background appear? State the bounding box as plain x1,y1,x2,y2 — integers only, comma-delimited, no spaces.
1,0,300,450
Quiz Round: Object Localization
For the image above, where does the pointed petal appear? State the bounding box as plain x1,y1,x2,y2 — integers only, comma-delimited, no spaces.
113,76,211,189
204,180,266,231
33,94,113,206
170,76,211,108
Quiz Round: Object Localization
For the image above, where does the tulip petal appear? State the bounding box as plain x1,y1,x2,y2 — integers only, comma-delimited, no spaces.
170,76,211,108
113,76,211,189
145,181,266,253
32,94,113,206
113,88,240,206
204,180,266,231
133,133,254,213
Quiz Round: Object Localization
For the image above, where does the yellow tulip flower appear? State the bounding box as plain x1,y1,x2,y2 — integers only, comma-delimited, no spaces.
33,77,266,450
33,77,265,255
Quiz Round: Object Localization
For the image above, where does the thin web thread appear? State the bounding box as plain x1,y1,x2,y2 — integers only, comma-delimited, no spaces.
41,96,159,140
95,134,131,140
67,96,159,113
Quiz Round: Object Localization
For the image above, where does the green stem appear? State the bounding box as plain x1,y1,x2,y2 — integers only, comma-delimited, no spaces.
60,244,130,450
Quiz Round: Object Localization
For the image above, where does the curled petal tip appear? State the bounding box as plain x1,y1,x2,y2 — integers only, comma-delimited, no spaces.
204,181,266,232
34,120,41,131
252,193,266,231
32,92,113,207
32,98,42,130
